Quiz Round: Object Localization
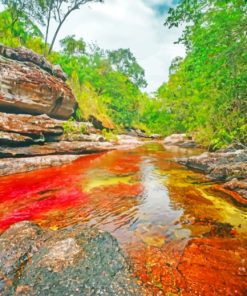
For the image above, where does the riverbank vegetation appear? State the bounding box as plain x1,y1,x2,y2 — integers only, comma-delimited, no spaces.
0,0,246,149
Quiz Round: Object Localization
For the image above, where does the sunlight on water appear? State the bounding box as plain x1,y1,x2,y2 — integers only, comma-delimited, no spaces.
0,143,246,295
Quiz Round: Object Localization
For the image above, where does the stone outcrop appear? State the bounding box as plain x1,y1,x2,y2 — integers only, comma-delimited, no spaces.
0,46,76,119
0,44,66,81
0,141,118,157
0,131,33,146
0,155,81,176
164,133,197,148
178,149,247,180
223,178,247,199
0,45,145,176
178,148,247,200
0,221,143,296
0,112,64,143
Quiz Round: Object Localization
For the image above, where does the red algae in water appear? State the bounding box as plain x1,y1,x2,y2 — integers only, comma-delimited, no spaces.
0,144,247,295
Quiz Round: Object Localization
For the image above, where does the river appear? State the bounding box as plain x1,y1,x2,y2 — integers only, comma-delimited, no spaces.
0,143,246,295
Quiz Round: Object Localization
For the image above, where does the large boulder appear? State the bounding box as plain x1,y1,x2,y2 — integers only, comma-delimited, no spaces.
0,221,143,296
0,46,76,120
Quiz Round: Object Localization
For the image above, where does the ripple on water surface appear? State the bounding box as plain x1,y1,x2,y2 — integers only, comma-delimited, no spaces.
0,143,246,295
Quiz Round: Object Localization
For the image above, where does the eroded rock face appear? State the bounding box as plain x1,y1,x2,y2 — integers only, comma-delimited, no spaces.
0,45,66,81
178,149,247,200
0,52,76,119
0,131,33,146
0,112,64,142
0,221,143,296
178,149,247,180
0,141,117,157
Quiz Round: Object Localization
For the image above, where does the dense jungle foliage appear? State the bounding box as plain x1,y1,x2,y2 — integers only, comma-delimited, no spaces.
0,0,246,149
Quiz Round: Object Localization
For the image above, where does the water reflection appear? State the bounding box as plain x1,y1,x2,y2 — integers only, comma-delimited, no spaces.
0,143,246,295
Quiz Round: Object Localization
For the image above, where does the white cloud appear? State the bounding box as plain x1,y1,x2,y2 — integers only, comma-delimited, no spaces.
50,0,185,92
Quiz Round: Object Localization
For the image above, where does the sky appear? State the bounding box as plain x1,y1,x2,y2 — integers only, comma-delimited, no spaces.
53,0,185,92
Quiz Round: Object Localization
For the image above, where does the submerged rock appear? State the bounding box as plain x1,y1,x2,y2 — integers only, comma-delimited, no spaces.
0,222,143,296
0,47,76,120
178,148,247,200
223,178,247,199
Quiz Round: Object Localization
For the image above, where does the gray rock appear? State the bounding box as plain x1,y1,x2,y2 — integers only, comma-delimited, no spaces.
0,222,143,296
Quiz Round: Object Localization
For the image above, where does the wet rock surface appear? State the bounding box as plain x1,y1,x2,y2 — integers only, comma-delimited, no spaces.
224,178,247,199
0,135,145,176
0,155,81,176
0,221,143,296
178,148,247,201
0,140,138,158
164,133,197,148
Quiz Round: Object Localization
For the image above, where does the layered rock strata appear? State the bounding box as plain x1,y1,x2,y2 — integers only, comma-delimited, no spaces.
178,148,247,201
0,50,76,119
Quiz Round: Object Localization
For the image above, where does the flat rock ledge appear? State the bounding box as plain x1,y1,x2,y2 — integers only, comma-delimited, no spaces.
0,221,144,296
0,135,145,176
177,148,247,201
0,155,81,176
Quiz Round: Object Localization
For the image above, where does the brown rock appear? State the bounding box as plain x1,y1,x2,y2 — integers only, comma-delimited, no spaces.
164,133,196,148
0,44,66,81
224,178,247,199
0,221,143,296
0,141,118,157
0,55,76,119
0,155,81,176
0,131,33,146
178,149,247,179
0,112,63,142
178,149,247,200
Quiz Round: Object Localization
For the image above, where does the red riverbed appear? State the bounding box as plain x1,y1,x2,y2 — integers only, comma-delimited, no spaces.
0,143,246,295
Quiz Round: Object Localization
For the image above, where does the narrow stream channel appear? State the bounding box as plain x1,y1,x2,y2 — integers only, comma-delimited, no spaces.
0,143,246,295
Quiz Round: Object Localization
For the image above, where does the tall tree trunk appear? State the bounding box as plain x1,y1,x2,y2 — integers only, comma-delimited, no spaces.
44,2,52,57
47,19,64,55
47,9,72,55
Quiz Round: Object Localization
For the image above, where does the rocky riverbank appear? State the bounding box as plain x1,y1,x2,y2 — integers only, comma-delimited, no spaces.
0,45,147,176
163,133,247,202
178,146,247,202
0,221,144,296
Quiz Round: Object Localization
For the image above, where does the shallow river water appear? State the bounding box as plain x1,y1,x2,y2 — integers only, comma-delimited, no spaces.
0,143,246,295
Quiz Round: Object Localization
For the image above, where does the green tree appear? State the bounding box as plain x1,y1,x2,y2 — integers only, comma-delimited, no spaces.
44,0,104,55
60,35,86,55
160,0,247,148
107,48,147,88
